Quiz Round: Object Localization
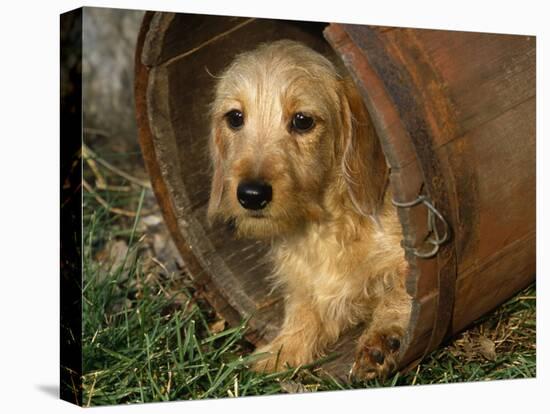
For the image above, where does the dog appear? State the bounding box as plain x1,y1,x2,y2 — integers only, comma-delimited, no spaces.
207,40,411,380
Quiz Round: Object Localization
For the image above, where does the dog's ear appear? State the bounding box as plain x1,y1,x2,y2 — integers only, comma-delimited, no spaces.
207,126,225,223
339,79,388,218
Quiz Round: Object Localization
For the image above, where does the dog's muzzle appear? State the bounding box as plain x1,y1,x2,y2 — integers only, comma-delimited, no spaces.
237,180,272,210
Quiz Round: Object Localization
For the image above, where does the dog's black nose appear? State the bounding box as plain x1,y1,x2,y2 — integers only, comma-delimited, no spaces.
237,181,272,210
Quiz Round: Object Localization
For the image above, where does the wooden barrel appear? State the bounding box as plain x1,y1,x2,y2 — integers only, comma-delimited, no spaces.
135,11,536,376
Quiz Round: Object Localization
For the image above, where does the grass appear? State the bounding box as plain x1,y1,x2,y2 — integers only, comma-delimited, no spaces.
81,152,536,406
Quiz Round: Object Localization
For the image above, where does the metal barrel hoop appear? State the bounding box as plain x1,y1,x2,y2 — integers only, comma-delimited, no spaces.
392,195,450,259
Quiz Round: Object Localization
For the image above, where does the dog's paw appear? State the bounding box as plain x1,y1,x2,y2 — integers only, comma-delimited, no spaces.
351,326,404,381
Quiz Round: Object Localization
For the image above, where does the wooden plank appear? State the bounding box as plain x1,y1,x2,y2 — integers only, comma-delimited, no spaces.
440,98,536,274
417,30,535,137
403,232,535,364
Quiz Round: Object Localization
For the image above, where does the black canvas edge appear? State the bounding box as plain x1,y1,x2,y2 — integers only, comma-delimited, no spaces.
60,7,83,406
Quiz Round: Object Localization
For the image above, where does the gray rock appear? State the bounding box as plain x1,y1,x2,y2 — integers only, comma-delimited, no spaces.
83,7,145,158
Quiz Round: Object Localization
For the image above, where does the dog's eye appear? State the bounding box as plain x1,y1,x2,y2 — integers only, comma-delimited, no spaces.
225,110,244,129
291,112,314,133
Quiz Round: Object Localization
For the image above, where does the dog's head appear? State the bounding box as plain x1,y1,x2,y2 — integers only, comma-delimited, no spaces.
207,40,387,238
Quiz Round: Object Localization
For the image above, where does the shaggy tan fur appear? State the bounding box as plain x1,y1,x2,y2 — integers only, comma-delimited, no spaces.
207,40,411,379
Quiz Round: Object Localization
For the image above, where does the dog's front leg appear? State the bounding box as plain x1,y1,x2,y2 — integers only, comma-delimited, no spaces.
251,294,334,372
351,284,412,380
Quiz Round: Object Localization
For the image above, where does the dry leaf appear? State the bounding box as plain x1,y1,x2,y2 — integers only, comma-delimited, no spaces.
97,240,128,266
209,319,226,334
96,240,135,282
475,335,497,361
280,381,308,393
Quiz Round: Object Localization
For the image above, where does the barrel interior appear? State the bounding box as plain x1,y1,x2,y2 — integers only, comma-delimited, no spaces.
139,12,415,375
